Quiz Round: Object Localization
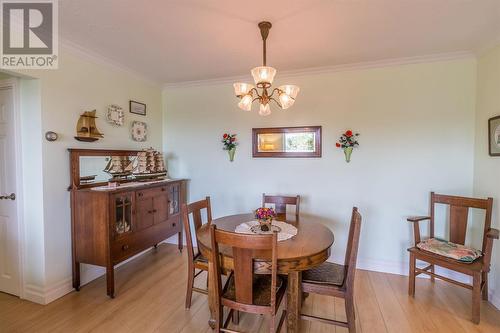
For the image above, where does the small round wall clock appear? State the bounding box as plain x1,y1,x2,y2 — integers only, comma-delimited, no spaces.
131,121,147,142
106,104,124,126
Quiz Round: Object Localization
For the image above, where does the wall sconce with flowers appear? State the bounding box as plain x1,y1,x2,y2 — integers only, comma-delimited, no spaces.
222,133,238,162
336,130,360,162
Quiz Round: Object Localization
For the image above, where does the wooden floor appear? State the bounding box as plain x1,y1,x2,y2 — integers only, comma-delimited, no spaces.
1,244,499,333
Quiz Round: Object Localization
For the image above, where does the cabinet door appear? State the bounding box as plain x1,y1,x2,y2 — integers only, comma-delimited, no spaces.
153,194,169,224
169,183,180,216
111,192,134,238
136,198,154,230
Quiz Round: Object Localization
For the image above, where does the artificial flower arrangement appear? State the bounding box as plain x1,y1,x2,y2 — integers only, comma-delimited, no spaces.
255,207,276,231
336,130,360,163
221,133,238,162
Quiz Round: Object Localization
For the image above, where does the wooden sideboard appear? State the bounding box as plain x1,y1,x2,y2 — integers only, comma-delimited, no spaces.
69,149,186,297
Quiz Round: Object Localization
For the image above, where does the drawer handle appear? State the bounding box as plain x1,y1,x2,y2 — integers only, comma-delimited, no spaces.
122,244,129,251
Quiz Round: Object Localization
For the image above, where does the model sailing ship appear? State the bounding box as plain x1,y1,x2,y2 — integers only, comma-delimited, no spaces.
133,148,167,180
104,156,134,179
75,110,104,142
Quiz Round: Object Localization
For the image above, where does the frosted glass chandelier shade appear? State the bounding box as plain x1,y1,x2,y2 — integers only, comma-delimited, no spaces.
251,66,276,85
279,92,295,109
233,83,254,96
238,94,253,111
259,103,271,116
279,85,300,99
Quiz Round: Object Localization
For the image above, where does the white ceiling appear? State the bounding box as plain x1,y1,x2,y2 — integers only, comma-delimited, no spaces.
60,0,500,85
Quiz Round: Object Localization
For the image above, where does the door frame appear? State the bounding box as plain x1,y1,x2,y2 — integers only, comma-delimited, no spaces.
0,77,26,299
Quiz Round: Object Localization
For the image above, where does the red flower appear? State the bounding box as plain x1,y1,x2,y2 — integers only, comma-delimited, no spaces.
231,137,236,142
336,143,341,148
345,130,353,137
223,133,228,139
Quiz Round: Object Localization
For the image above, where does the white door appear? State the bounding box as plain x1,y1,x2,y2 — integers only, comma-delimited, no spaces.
0,85,20,296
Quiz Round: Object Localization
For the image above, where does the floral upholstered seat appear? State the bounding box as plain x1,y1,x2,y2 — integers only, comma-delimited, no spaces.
417,238,482,263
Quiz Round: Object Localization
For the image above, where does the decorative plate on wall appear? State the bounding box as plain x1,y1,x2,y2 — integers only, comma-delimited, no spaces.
106,104,124,126
131,121,147,142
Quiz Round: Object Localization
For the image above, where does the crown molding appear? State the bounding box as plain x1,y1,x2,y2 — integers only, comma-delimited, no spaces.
59,37,162,87
162,50,475,91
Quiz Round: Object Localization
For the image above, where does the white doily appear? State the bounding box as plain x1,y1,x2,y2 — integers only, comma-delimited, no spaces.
235,220,298,242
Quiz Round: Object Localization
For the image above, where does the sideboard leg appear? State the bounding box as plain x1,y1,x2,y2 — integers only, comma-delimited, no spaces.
178,230,183,253
106,264,115,298
72,260,80,291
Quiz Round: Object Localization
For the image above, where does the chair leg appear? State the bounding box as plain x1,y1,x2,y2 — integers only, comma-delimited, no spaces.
232,310,239,325
216,305,223,332
269,314,276,333
482,272,488,301
430,264,435,282
409,253,416,296
345,295,356,333
472,272,481,324
185,266,194,309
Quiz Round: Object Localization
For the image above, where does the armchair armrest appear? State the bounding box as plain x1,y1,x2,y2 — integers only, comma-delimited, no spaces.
407,216,431,246
486,228,499,240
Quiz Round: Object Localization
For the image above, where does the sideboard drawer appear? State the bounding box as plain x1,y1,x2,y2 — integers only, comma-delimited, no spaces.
112,235,142,262
136,186,168,199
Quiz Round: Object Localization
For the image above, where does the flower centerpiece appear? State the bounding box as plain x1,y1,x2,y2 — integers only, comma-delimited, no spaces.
222,133,238,162
255,207,276,231
336,130,360,162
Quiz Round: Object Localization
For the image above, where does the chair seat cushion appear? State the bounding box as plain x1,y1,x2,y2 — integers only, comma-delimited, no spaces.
417,238,482,263
223,274,286,307
302,262,346,286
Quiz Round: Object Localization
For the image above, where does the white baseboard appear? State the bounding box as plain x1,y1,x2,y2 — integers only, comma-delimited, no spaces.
490,289,500,310
29,244,168,304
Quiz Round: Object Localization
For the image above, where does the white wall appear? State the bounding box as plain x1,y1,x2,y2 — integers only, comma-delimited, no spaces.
14,48,163,303
473,45,500,309
163,58,477,275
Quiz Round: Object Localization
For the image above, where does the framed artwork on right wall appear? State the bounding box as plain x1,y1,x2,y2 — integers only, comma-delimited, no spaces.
488,115,500,156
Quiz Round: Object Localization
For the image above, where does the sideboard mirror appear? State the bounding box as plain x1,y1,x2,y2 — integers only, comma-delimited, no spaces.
252,126,322,158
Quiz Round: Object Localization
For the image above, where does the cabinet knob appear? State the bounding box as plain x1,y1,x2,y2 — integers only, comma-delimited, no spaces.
138,193,143,197
153,209,157,213
122,244,129,251
172,223,176,227
161,188,166,192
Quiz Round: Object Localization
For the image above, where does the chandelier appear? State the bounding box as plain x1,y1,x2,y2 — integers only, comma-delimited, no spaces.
233,21,300,116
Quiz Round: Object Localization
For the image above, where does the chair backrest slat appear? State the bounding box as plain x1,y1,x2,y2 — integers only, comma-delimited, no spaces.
344,207,362,290
182,197,212,263
449,205,469,245
262,193,300,220
210,226,278,307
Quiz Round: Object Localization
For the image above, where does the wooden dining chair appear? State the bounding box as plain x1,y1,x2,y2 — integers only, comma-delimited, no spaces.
407,192,498,324
209,225,287,333
262,193,300,221
181,196,212,309
300,207,362,333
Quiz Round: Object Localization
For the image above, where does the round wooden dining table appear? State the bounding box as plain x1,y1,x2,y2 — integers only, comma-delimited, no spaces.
196,213,335,333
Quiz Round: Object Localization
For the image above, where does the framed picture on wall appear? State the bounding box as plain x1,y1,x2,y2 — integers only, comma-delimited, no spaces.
489,115,500,156
129,100,147,116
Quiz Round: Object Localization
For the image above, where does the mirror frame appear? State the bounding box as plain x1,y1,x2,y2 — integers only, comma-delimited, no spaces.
252,126,322,158
68,148,140,190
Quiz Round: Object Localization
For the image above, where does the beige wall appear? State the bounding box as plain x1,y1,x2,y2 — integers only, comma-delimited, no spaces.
164,58,477,275
473,45,500,308
14,49,163,303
